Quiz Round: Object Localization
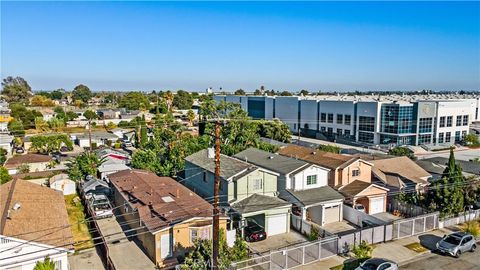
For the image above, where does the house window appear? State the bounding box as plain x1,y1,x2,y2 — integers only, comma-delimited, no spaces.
439,116,445,128
352,169,360,177
344,115,351,125
463,115,469,126
446,116,453,127
320,113,326,123
456,115,462,126
336,114,343,125
327,113,334,123
438,133,444,143
306,175,317,185
445,132,451,142
203,172,207,182
190,227,211,245
252,179,263,190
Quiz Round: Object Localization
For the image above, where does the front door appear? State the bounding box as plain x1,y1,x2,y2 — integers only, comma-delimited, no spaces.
160,233,171,259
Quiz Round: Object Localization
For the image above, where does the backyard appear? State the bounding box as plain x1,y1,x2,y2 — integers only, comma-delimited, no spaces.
65,194,94,251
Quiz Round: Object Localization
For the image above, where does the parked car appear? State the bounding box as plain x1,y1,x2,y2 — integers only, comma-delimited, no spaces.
88,194,114,219
355,258,398,270
15,147,24,154
436,232,476,257
354,204,366,212
244,219,267,242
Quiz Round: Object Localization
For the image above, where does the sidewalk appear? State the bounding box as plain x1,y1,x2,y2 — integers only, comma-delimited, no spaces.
296,227,456,270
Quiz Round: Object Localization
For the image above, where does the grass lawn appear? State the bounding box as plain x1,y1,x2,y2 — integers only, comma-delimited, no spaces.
404,242,428,253
65,194,94,251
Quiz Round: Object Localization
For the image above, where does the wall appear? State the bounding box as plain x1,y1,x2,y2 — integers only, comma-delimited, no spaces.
342,204,386,226
234,169,278,202
274,96,300,132
299,100,318,132
184,161,229,203
339,160,372,186
318,100,356,136
51,180,76,195
435,100,472,145
355,101,381,144
292,165,329,191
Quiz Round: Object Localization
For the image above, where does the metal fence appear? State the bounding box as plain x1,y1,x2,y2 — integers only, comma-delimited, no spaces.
440,209,480,228
392,212,439,239
337,224,393,254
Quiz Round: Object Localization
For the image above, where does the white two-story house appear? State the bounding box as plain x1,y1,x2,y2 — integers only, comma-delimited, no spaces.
234,148,344,226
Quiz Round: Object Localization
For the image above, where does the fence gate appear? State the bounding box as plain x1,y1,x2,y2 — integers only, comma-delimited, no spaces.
393,212,439,239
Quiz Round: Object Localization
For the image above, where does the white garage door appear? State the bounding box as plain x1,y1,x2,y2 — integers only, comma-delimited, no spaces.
324,205,341,224
266,214,288,236
369,197,384,214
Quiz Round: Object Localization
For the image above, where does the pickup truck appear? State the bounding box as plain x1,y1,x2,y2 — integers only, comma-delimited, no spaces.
88,194,114,219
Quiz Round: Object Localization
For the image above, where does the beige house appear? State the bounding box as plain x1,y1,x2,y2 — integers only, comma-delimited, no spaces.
109,170,228,268
371,156,431,191
4,154,52,175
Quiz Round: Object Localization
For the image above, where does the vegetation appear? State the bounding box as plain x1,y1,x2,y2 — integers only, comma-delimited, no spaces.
234,89,246,95
0,166,12,184
83,110,98,121
388,146,415,160
9,103,43,129
462,220,480,237
65,194,94,250
0,148,6,166
72,84,93,103
258,119,292,143
30,134,73,154
173,90,193,110
318,144,341,154
307,226,319,241
17,164,30,174
33,256,55,270
30,95,55,107
187,109,195,126
37,89,64,100
67,152,105,181
351,240,373,259
1,76,32,104
8,119,25,137
464,133,480,147
119,91,151,110
180,229,248,270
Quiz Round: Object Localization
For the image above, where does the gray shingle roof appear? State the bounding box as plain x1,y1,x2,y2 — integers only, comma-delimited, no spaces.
185,149,256,180
422,157,480,175
286,186,344,206
231,194,290,214
234,148,308,175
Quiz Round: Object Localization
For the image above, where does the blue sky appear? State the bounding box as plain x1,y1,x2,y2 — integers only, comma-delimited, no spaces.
1,1,479,92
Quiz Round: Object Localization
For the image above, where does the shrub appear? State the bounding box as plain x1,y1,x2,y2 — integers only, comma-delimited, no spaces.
462,221,480,237
351,240,373,259
308,226,319,241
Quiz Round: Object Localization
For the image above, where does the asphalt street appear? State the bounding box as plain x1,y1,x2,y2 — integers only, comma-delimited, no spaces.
401,250,480,270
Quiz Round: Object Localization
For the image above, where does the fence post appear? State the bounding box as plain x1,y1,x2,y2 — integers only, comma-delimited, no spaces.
318,240,321,260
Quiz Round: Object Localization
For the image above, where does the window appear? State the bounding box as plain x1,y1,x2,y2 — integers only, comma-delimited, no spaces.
446,116,453,127
352,170,360,177
203,172,207,182
344,115,351,125
327,127,333,134
252,179,263,190
358,116,375,132
455,131,461,142
358,131,374,143
320,126,326,132
463,115,469,126
306,175,317,185
456,115,462,126
336,114,343,125
327,113,334,123
54,260,62,270
438,133,444,143
439,116,446,128
337,128,342,135
445,132,451,142
190,227,211,244
344,130,351,136
418,118,433,133
320,113,326,123
418,134,432,145
293,123,297,130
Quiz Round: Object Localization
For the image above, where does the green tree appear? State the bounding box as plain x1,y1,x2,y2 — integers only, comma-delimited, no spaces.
1,76,32,104
389,146,415,160
0,149,6,166
8,119,25,137
33,256,55,270
187,109,195,126
48,118,65,132
464,134,479,146
173,90,193,110
54,106,66,120
66,111,78,121
50,89,64,100
318,144,341,154
72,84,93,103
67,152,105,181
35,117,49,132
253,89,262,95
351,240,373,259
299,89,309,96
428,148,465,217
258,120,292,143
234,89,246,95
279,90,292,96
17,164,30,174
0,166,12,184
30,134,73,154
118,92,151,110
140,125,148,148
131,149,162,174
10,103,43,129
83,110,98,120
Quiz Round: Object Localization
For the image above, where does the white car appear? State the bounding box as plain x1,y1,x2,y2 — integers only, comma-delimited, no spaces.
355,258,398,270
88,194,114,219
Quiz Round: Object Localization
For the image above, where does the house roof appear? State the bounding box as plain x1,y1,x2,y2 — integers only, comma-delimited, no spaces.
98,164,130,173
82,178,109,193
277,145,356,170
339,180,388,197
185,149,257,180
76,131,118,141
234,148,309,175
95,148,129,159
109,169,215,233
421,157,480,175
0,179,73,249
285,186,344,206
230,194,290,214
4,154,52,169
371,156,431,185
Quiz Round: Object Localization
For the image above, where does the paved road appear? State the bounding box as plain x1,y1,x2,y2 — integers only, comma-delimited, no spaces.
401,250,479,270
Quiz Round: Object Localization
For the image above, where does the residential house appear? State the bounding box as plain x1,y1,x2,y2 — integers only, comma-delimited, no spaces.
4,154,52,175
278,145,389,215
0,180,74,270
95,148,131,180
75,131,119,148
49,173,76,195
109,170,228,267
119,109,140,120
234,148,344,225
81,178,110,199
109,128,135,141
0,134,13,154
185,149,291,237
371,156,431,192
0,122,8,133
41,108,55,121
416,157,480,181
97,109,118,119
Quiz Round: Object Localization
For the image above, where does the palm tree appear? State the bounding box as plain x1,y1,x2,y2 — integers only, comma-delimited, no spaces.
164,91,174,112
34,256,55,270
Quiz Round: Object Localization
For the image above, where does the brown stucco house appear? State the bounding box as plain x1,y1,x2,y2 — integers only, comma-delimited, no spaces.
277,145,389,214
108,169,228,267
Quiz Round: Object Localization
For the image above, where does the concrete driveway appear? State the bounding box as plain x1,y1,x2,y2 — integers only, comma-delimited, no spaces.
321,221,358,234
248,231,308,254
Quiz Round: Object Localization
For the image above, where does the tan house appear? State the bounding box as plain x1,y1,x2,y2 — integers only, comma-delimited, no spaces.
278,145,389,214
4,154,52,175
109,169,228,268
371,156,431,191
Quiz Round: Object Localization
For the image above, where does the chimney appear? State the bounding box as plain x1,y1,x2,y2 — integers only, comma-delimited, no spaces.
207,148,215,159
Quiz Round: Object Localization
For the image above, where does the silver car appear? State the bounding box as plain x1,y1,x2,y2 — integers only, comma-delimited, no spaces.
436,232,476,257
355,258,398,270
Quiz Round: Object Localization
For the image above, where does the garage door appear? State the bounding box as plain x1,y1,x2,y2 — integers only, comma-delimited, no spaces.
369,197,384,214
266,214,288,236
324,205,341,224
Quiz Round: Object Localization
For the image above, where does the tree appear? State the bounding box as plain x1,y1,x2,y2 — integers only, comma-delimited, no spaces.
0,148,6,166
0,166,11,184
173,90,193,110
140,125,148,148
234,89,246,95
83,110,98,120
388,147,415,160
35,117,49,132
118,92,151,111
10,103,43,129
1,76,32,104
50,89,64,100
351,240,373,259
48,118,65,132
66,111,78,121
164,91,174,111
30,95,55,107
17,164,30,174
464,134,479,146
67,152,105,181
30,134,73,154
428,148,465,217
253,89,262,95
258,120,292,143
131,149,162,174
187,109,196,126
299,89,309,96
279,90,292,96
33,256,55,270
72,84,92,103
8,119,25,137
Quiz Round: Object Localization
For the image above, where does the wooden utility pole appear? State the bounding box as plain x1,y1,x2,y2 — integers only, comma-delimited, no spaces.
212,120,221,270
88,120,92,151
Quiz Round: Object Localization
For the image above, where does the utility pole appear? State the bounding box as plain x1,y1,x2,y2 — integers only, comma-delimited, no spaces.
88,119,92,152
212,120,221,270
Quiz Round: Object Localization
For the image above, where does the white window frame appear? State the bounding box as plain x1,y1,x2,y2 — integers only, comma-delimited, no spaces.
252,178,263,190
306,175,317,185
